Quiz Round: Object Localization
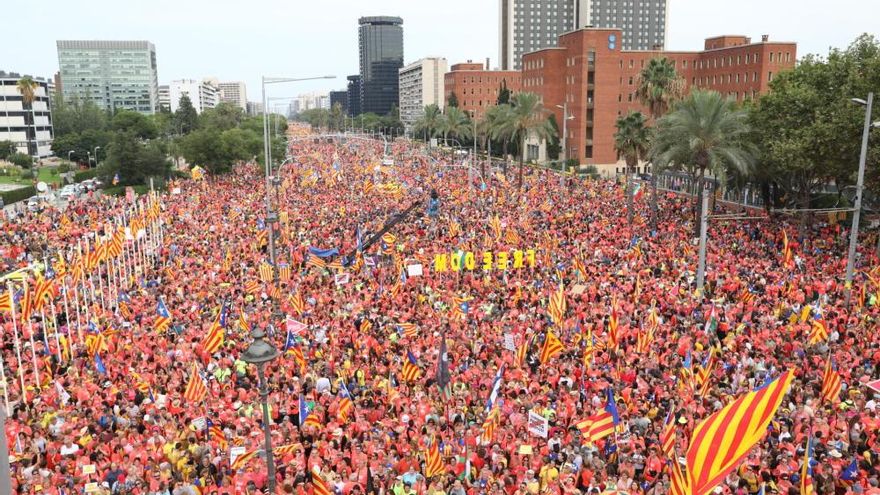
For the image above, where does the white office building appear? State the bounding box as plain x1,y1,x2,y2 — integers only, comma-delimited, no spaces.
216,81,247,111
0,72,54,159
398,57,447,131
499,0,668,70
167,79,218,114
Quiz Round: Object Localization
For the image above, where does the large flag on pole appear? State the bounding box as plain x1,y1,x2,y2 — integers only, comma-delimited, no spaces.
436,329,451,398
685,370,795,495
184,363,208,403
539,330,564,364
201,301,229,355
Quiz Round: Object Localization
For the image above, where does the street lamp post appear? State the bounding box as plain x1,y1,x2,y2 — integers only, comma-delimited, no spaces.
240,328,281,495
844,93,876,305
94,146,101,167
555,103,575,188
261,75,335,304
67,150,74,163
87,151,92,167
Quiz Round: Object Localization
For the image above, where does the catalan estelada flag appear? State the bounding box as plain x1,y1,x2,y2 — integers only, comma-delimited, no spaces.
820,357,842,404
800,429,815,495
337,383,354,423
548,282,566,326
539,330,564,364
259,262,274,283
401,351,420,382
231,449,258,471
183,363,208,403
154,299,172,333
660,408,677,458
808,318,829,345
669,458,689,495
685,370,795,495
515,335,531,367
424,436,445,478
607,299,620,350
201,302,229,355
289,292,305,315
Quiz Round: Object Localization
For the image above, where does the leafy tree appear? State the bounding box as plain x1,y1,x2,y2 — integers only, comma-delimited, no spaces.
112,110,158,139
52,96,109,137
103,131,171,185
750,34,880,225
179,129,224,171
297,108,330,130
173,95,200,135
0,140,16,160
330,102,345,131
491,93,556,189
636,57,685,231
16,76,39,107
614,111,651,224
447,91,459,108
651,90,756,231
497,80,512,105
8,153,33,168
51,129,113,164
200,103,245,132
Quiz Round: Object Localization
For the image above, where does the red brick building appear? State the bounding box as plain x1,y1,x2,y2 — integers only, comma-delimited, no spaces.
522,29,796,174
443,62,521,120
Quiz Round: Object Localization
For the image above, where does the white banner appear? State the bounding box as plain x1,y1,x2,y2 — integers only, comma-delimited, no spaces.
528,410,548,438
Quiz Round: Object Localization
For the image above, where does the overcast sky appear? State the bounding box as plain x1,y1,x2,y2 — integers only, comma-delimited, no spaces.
4,0,877,101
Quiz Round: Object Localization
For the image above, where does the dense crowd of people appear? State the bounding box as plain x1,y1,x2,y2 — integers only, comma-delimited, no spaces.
2,129,879,495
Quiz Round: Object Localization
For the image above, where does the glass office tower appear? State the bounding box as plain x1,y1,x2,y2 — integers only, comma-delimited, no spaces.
57,40,159,114
358,16,403,116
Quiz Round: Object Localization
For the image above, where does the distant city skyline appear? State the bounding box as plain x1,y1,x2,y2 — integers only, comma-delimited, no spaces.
4,0,877,104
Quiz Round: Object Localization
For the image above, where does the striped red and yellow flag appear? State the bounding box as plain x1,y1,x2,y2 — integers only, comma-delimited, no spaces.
685,369,795,495
669,458,689,495
548,282,566,326
515,335,531,367
396,322,418,338
401,352,420,382
209,425,227,451
572,257,587,280
244,280,261,295
289,293,306,315
808,319,829,345
800,428,815,495
489,215,502,241
0,292,11,314
32,276,56,312
660,408,677,458
312,467,334,495
448,220,462,237
424,436,445,478
635,325,655,354
307,255,327,270
230,449,258,471
337,395,354,423
503,228,521,245
183,364,208,403
259,262,274,283
85,333,107,357
539,331,564,364
273,444,300,457
607,300,620,350
820,358,842,404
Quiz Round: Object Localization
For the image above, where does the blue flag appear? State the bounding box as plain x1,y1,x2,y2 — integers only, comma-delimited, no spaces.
95,355,107,375
486,364,505,410
298,394,309,427
840,458,858,484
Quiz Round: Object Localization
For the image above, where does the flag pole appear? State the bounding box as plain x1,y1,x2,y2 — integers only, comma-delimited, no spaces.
7,283,27,403
0,353,9,415
23,281,41,390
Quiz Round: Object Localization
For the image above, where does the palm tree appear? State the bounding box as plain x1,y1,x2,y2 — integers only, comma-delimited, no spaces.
614,111,650,225
413,104,443,146
492,92,556,190
438,106,472,145
636,57,685,231
650,90,756,232
16,76,40,159
487,104,514,175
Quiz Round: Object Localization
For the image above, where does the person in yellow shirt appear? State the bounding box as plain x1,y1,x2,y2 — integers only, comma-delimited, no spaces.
539,457,559,490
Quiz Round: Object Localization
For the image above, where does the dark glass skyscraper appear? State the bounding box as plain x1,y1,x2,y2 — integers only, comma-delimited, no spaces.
346,75,362,117
358,16,403,116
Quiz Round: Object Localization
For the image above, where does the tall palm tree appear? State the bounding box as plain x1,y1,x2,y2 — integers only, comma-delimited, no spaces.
650,90,756,232
636,57,685,231
614,111,650,225
17,76,40,158
439,106,472,145
493,92,555,190
413,104,443,146
487,104,514,175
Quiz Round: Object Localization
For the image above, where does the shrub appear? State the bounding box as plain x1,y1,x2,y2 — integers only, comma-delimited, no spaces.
57,163,70,174
20,170,35,180
74,169,98,183
0,185,36,205
8,153,32,169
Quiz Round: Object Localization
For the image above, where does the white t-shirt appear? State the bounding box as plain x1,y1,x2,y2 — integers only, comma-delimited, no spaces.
60,443,80,456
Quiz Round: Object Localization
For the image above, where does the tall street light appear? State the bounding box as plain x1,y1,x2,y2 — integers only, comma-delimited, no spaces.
240,327,281,495
94,146,101,167
845,93,876,305
555,103,575,188
261,75,335,312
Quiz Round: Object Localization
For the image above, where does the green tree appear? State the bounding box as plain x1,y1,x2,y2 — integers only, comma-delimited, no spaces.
8,153,33,168
103,131,171,185
173,95,200,135
50,129,113,164
439,107,472,145
179,129,224,171
152,105,175,137
16,76,39,155
112,110,158,139
329,102,345,131
0,140,16,160
297,108,330,130
492,93,556,189
487,104,514,172
750,34,880,225
200,103,245,132
636,57,685,230
52,96,108,137
447,91,459,108
614,111,651,225
413,104,443,145
497,80,512,105
651,90,756,231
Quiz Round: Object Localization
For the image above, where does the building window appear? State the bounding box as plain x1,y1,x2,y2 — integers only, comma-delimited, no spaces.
768,71,773,81
628,76,633,85
769,52,774,62
629,59,634,68
682,60,688,68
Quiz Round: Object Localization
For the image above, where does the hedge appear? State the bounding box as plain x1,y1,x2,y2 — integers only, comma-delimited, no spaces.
74,169,98,183
103,185,150,197
0,185,36,205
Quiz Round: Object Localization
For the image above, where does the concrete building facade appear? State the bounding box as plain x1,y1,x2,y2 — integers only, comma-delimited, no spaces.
168,79,218,114
0,72,54,158
521,29,796,173
216,81,247,111
398,57,448,130
57,40,159,114
443,62,521,120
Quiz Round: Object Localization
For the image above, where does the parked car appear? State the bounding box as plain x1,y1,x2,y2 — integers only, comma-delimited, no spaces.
26,193,56,212
81,178,105,191
57,185,80,201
